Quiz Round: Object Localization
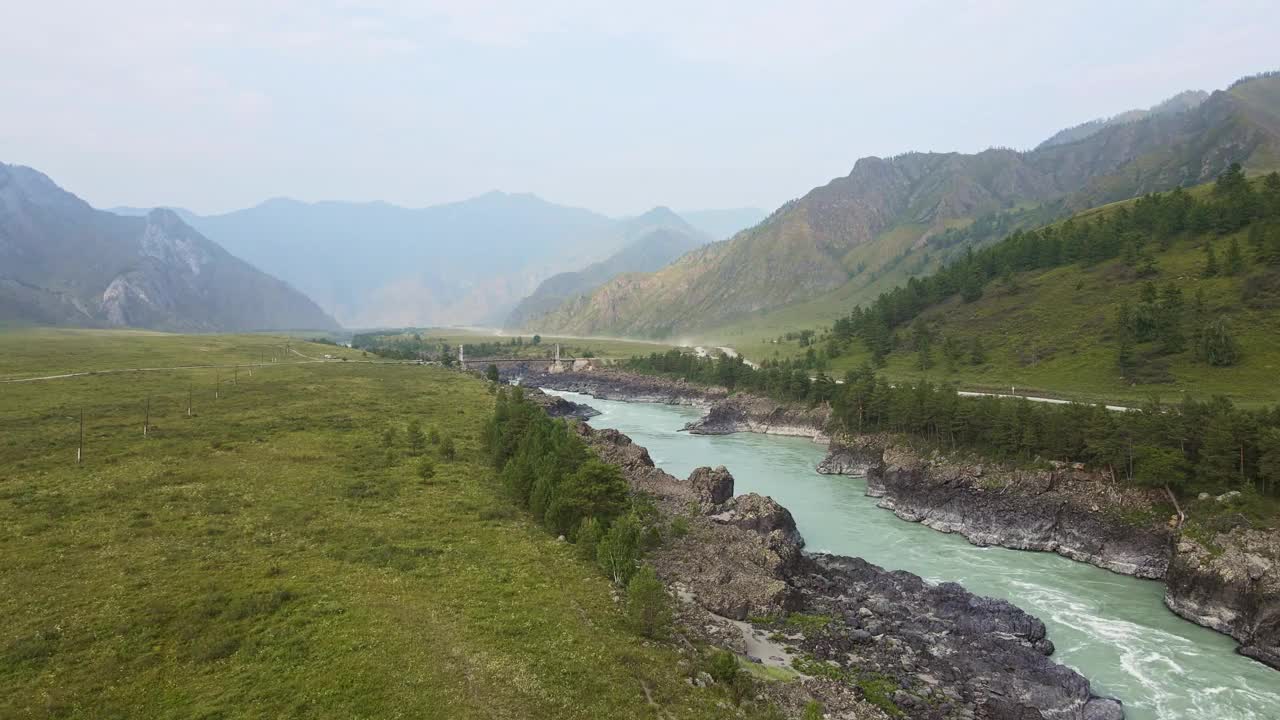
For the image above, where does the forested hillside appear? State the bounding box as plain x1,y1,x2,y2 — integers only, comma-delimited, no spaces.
817,166,1280,405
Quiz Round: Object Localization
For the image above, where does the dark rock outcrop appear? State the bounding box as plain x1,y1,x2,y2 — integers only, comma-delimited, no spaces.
819,437,1173,579
683,394,831,440
821,433,1280,671
817,435,892,476
866,446,1173,579
688,465,734,507
1165,530,1280,670
536,392,600,420
794,554,1125,720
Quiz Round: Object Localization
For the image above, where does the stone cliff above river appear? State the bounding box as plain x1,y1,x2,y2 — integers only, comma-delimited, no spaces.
819,434,1280,671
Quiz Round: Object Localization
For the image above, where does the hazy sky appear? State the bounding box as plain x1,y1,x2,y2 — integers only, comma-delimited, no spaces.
2,1,1277,217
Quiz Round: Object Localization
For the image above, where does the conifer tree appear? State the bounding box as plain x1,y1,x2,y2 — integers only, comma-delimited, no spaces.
1202,242,1219,277
1226,237,1245,275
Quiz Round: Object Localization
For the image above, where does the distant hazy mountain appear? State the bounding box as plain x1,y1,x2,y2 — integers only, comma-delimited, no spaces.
505,207,710,329
679,207,767,240
0,163,337,332
1036,90,1209,150
139,193,624,328
530,72,1280,339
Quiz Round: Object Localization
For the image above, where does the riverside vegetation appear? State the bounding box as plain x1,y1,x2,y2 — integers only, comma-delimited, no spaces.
0,330,736,719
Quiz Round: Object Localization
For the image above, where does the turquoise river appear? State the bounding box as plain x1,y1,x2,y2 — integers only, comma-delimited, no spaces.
548,390,1280,720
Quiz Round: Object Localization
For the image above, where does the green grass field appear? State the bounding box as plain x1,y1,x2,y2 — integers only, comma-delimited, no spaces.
0,329,725,719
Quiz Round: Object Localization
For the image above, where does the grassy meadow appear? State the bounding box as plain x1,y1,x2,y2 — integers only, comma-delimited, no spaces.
0,329,724,719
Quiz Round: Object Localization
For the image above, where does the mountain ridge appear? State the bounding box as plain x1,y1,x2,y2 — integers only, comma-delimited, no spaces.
0,163,338,332
528,72,1280,340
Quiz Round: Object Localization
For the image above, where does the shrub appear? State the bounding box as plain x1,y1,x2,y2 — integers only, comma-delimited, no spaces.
439,435,457,460
626,565,671,639
706,650,739,685
416,458,436,480
406,419,426,455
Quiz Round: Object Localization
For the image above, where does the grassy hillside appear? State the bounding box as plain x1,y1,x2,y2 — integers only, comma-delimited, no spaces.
0,330,725,719
821,170,1280,407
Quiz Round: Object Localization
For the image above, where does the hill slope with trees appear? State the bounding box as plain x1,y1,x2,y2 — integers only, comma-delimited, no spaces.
815,166,1280,407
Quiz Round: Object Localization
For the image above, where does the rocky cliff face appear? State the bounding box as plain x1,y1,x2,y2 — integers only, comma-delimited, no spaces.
821,435,1280,670
861,442,1173,578
561,406,1125,719
1165,529,1280,669
682,393,832,441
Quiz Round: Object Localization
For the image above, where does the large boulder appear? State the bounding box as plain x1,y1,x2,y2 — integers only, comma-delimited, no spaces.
688,465,734,507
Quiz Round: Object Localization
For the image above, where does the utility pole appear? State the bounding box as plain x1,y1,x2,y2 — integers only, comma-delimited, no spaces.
144,395,151,437
234,366,239,385
78,408,84,464
188,385,193,417
215,370,220,399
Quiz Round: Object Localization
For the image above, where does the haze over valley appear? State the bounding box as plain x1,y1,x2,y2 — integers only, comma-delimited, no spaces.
4,4,1280,720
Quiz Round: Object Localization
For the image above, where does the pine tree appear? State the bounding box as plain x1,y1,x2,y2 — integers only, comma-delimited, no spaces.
1116,301,1136,378
1202,242,1219,277
1226,237,1245,275
911,319,933,371
1198,316,1242,366
968,337,987,366
1259,428,1280,497
1157,284,1185,354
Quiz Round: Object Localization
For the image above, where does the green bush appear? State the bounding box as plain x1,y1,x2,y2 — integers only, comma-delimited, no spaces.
417,458,436,480
439,435,457,460
707,650,739,685
406,419,426,455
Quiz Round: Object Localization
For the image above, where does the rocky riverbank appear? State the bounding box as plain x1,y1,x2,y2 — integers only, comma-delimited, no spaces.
509,368,724,406
682,393,831,441
558,392,1125,719
819,435,1280,670
516,369,833,440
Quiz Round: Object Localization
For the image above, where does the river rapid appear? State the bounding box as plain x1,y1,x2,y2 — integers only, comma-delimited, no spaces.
548,390,1280,720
